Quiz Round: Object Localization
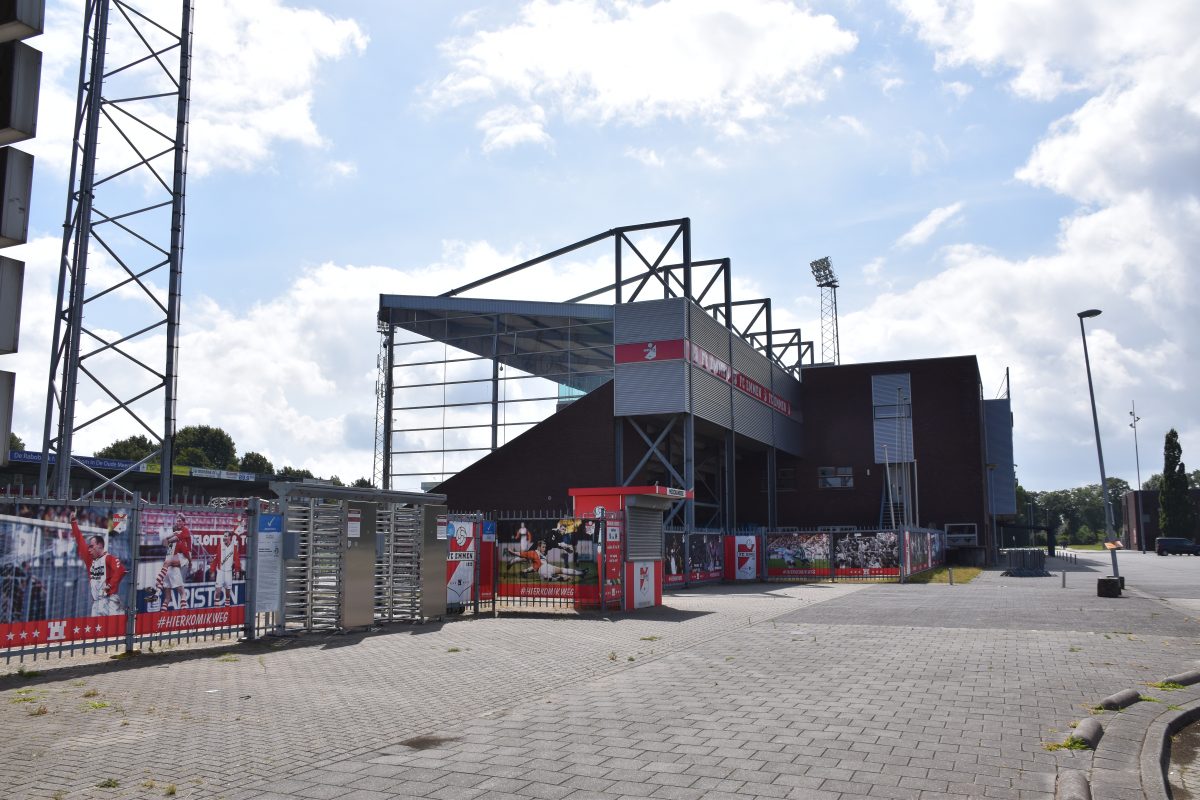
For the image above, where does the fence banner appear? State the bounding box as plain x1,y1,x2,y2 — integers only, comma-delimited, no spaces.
766,533,832,579
496,518,600,601
664,531,685,586
689,533,724,582
905,529,931,575
446,518,476,608
725,535,758,580
0,503,133,648
834,531,900,577
136,509,248,633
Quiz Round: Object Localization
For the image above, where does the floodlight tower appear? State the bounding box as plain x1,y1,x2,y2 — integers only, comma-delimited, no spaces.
38,0,194,500
810,257,840,365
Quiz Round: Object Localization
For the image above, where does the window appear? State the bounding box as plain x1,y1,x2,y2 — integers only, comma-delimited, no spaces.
818,466,853,489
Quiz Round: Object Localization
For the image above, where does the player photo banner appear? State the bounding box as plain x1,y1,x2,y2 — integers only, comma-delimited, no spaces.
496,518,599,602
0,502,133,649
904,529,931,576
687,533,724,583
766,533,832,580
663,531,685,586
136,509,248,633
833,531,900,578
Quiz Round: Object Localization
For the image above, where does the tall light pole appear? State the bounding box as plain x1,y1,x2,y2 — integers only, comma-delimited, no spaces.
1130,402,1143,552
1078,309,1119,578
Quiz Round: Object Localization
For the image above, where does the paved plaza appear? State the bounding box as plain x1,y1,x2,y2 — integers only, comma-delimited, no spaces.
1,553,1198,799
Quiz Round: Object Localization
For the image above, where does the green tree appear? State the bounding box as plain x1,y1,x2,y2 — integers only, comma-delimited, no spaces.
174,425,237,470
8,432,23,451
96,434,158,461
1143,473,1163,491
1191,468,1200,490
1159,429,1197,539
175,447,212,468
351,477,375,489
277,466,315,480
239,451,274,475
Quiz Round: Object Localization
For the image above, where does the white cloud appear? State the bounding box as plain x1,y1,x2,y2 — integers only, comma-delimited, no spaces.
831,115,869,137
329,161,358,178
895,201,964,248
892,0,1200,101
692,147,726,170
625,147,665,168
429,0,857,147
477,105,553,152
29,0,368,177
941,80,972,98
861,257,887,287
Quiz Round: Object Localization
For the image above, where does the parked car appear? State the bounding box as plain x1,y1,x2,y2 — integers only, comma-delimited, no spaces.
1155,537,1200,555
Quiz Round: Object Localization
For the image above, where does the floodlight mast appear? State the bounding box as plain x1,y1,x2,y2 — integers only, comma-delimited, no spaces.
810,257,840,365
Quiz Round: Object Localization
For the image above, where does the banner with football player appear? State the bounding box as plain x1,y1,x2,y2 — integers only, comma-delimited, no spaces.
135,509,249,634
496,517,600,602
765,532,832,580
687,532,724,583
833,531,900,577
0,502,133,648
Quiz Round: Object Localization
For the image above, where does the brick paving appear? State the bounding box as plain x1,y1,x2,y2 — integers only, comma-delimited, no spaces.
1,567,1198,799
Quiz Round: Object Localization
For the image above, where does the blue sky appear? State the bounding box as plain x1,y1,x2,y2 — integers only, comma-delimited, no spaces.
6,0,1198,492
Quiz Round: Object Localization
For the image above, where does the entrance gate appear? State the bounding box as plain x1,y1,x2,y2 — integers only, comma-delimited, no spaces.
274,483,446,632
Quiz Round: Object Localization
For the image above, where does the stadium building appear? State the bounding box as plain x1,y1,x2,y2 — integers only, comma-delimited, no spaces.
376,219,1016,563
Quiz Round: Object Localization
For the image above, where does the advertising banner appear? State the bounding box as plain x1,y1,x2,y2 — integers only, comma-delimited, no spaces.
663,531,685,586
0,503,133,648
446,518,476,608
135,509,249,634
766,532,832,579
833,531,900,577
688,533,724,582
599,518,622,604
497,518,599,601
255,513,283,615
905,529,931,575
478,521,496,602
734,535,758,580
631,561,655,608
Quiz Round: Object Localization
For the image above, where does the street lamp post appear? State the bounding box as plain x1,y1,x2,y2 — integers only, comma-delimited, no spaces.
1130,402,1144,552
1078,309,1120,578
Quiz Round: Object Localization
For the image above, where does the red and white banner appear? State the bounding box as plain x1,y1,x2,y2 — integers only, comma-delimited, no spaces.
615,338,792,416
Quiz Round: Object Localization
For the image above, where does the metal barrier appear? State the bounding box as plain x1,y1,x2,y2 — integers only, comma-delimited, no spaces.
1000,547,1050,576
486,511,619,613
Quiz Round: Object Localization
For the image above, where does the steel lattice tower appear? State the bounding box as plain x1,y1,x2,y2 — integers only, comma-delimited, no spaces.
810,257,840,365
39,0,193,500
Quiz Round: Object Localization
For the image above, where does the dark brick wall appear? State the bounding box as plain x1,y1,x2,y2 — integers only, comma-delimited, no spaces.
736,356,989,532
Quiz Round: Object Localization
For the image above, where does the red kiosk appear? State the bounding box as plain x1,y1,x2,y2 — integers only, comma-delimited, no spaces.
569,485,692,610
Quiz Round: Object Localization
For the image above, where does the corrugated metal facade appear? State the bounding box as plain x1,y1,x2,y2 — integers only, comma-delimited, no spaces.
614,297,687,344
688,306,733,427
872,373,914,464
983,398,1017,515
615,361,689,416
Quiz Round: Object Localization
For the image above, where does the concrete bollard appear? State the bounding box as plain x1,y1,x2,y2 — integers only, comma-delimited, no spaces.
1162,670,1200,687
1056,769,1092,800
1097,576,1120,598
948,568,954,585
1062,571,1066,588
1073,717,1103,748
1099,688,1140,710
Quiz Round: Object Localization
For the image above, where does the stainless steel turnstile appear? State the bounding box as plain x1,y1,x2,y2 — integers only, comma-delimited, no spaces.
273,483,446,632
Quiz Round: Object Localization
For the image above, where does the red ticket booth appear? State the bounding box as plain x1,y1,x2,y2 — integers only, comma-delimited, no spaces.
569,485,692,610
